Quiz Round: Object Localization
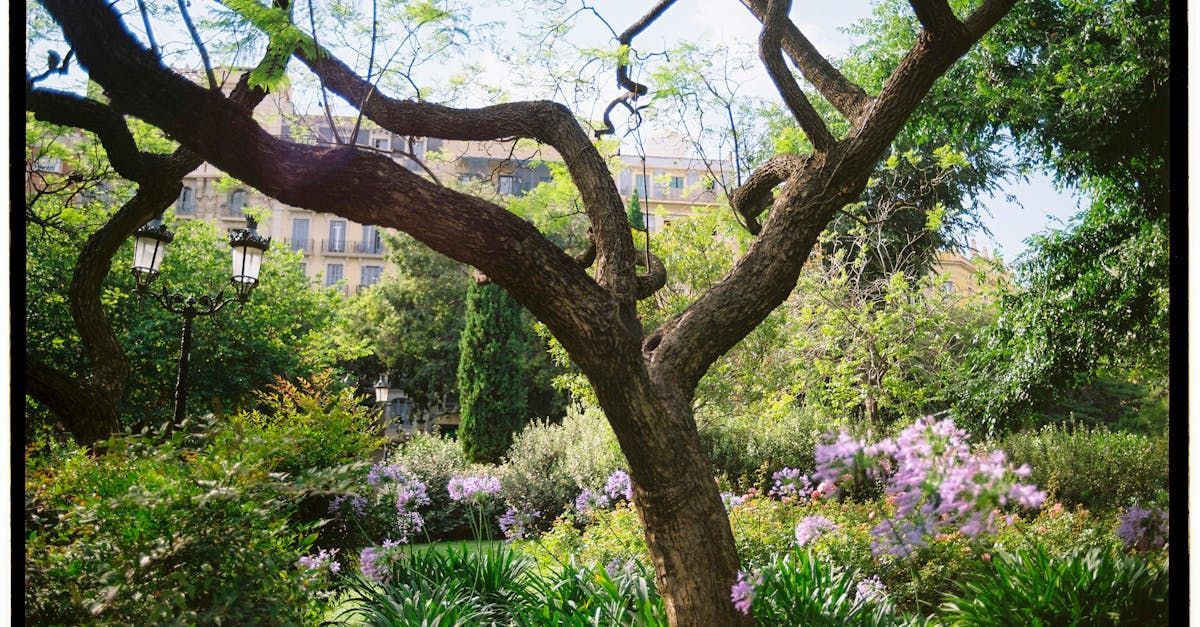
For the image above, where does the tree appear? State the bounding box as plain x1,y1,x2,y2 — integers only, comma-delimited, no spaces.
457,280,530,463
33,0,1014,621
627,188,646,231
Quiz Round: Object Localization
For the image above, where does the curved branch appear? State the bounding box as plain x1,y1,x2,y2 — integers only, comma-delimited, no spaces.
728,153,806,234
614,0,678,97
634,248,666,300
758,0,834,152
740,0,871,121
26,86,149,181
908,0,966,37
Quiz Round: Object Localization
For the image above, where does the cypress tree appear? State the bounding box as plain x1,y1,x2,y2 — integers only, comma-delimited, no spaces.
456,280,529,463
627,188,646,231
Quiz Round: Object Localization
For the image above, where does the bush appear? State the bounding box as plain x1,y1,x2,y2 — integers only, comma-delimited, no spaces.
941,546,1170,625
998,424,1168,511
697,406,824,492
386,432,483,540
24,418,347,625
500,404,625,526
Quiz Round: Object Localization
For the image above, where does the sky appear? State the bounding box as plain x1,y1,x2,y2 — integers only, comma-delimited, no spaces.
27,0,1083,261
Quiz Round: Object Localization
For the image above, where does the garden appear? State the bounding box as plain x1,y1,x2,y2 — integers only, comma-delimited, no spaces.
24,0,1172,625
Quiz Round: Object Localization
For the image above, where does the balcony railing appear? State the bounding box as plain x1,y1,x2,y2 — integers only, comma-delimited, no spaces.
320,239,385,256
286,238,315,253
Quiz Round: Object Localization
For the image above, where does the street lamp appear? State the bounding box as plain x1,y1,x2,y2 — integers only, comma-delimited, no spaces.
131,218,271,427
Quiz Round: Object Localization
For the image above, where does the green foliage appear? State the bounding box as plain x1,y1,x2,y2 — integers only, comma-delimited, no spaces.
457,281,530,463
500,403,626,523
748,550,901,627
940,546,1170,626
232,371,385,476
626,188,646,231
334,542,667,626
386,432,477,540
24,415,355,624
997,425,1168,511
697,405,821,493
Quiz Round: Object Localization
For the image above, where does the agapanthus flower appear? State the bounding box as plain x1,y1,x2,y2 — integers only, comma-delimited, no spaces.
367,463,407,486
359,547,382,581
721,492,746,510
730,570,758,615
1117,506,1169,552
769,467,812,499
575,488,611,517
605,470,634,502
447,475,502,502
810,416,1046,558
605,557,637,579
328,494,368,517
498,506,541,540
297,548,340,574
854,576,888,604
794,515,839,547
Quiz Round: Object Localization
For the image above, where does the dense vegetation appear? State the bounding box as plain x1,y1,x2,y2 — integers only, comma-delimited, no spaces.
25,0,1172,623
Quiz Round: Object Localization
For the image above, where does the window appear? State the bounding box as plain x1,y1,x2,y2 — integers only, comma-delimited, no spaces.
291,218,310,251
459,173,475,185
373,137,391,151
670,175,684,190
325,263,344,286
176,186,196,214
362,224,383,254
228,189,247,216
635,174,650,199
498,175,515,195
942,281,956,294
361,265,383,288
618,170,631,194
328,220,346,253
35,157,63,173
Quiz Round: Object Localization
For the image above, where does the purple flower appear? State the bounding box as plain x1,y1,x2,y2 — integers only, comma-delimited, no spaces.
721,492,746,510
575,488,611,517
328,494,369,517
794,515,839,547
1117,506,1169,552
730,570,757,615
855,576,888,604
447,475,502,503
769,467,812,499
498,506,541,540
605,470,634,502
297,548,340,574
605,557,636,579
359,547,382,581
368,463,406,486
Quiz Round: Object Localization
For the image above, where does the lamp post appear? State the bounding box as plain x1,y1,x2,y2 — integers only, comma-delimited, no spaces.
131,218,270,426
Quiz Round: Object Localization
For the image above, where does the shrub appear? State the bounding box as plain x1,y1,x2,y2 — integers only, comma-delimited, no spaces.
697,406,823,492
500,404,625,526
940,546,1170,625
387,433,483,540
998,424,1168,511
24,418,344,625
233,372,384,476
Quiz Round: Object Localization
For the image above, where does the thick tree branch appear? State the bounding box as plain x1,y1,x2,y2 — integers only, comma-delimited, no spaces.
908,0,966,37
758,0,834,152
292,45,638,308
44,0,631,372
26,86,150,181
728,153,806,234
649,0,1015,390
740,0,871,120
594,0,677,138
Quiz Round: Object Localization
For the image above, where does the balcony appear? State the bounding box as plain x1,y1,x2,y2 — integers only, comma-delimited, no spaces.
320,239,385,256
285,238,315,253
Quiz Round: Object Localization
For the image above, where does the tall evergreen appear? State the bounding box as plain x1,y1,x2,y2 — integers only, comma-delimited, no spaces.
456,280,529,463
627,188,646,231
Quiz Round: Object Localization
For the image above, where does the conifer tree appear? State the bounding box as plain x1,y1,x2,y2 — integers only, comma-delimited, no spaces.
627,187,646,231
456,280,529,463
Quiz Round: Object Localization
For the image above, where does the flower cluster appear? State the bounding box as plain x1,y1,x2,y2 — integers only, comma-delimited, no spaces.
296,548,340,574
327,494,368,517
794,515,839,547
359,539,402,582
605,557,637,579
447,475,502,503
854,576,887,604
721,492,746,510
367,463,407,486
498,506,541,541
604,470,634,503
730,570,759,615
815,416,1045,558
769,467,812,499
1116,506,1169,552
575,488,611,517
